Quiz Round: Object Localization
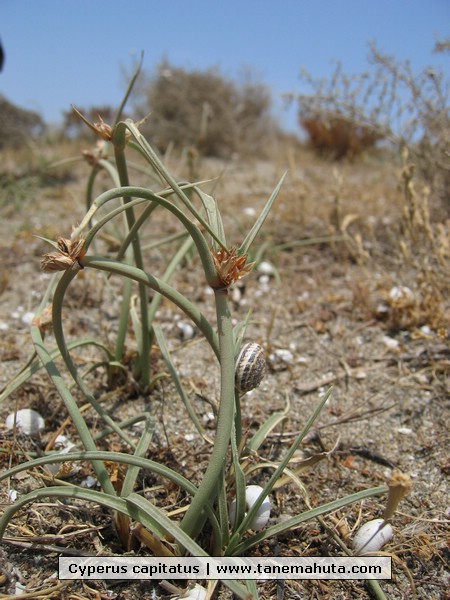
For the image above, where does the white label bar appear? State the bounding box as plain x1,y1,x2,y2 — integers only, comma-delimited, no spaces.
59,556,391,580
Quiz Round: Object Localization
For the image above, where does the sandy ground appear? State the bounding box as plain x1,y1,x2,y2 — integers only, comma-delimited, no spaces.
0,145,449,599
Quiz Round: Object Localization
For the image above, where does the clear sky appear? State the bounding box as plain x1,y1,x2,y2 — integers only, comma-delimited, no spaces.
1,0,448,132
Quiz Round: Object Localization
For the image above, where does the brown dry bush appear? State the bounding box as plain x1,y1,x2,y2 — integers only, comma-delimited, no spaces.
300,113,381,159
288,41,450,212
132,60,280,158
0,95,45,149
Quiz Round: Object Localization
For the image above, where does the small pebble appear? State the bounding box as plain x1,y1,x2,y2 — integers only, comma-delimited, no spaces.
382,336,399,349
270,348,294,365
21,311,35,325
258,274,271,285
7,489,18,502
177,321,195,340
14,583,27,595
389,285,414,305
397,427,413,435
81,476,97,488
376,302,389,316
354,369,367,380
257,261,275,276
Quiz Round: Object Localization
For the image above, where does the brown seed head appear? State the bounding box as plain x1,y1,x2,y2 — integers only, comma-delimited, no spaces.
82,141,107,166
72,106,113,141
41,236,86,272
32,305,53,332
59,236,86,261
41,252,75,272
383,471,412,520
92,116,113,141
211,246,254,289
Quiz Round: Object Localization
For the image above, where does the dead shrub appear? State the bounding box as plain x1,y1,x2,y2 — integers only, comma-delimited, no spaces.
0,95,45,149
286,41,449,211
132,61,279,158
300,113,381,159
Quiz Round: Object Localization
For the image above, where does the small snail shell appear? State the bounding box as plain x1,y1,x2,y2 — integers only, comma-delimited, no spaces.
229,485,271,531
235,342,266,394
6,409,45,436
352,519,393,554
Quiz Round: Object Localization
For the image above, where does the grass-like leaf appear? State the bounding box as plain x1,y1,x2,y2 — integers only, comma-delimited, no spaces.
0,450,221,542
226,388,331,554
246,394,290,453
153,325,209,440
0,338,112,404
230,484,389,555
239,171,286,256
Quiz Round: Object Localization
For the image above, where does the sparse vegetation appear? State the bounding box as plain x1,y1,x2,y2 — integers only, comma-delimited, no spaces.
300,113,381,159
0,48,448,600
0,95,45,149
289,42,450,211
132,60,280,158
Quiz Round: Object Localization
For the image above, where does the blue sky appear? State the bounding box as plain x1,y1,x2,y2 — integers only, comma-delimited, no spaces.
1,0,448,132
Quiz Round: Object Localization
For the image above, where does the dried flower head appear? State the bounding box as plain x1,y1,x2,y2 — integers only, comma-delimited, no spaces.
383,470,412,520
41,236,86,272
72,106,113,141
82,140,107,166
41,252,75,272
32,305,53,332
57,236,86,260
92,116,113,141
211,246,254,289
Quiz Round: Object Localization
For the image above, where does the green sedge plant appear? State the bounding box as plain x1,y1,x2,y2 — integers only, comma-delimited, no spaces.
0,71,394,600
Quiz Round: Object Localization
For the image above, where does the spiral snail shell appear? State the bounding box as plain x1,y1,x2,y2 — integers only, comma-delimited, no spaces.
235,342,266,394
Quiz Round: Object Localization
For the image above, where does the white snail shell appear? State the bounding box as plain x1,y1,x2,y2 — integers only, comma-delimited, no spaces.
6,409,45,436
352,518,393,554
229,485,272,531
235,342,266,394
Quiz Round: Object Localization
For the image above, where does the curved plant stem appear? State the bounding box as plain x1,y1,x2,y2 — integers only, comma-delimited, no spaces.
51,268,136,449
0,449,222,548
124,120,226,250
115,200,158,262
146,233,194,355
226,388,333,555
81,256,220,358
30,324,116,496
115,274,132,362
73,185,220,288
366,579,388,600
113,123,150,387
0,487,250,599
179,289,236,539
0,338,113,404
